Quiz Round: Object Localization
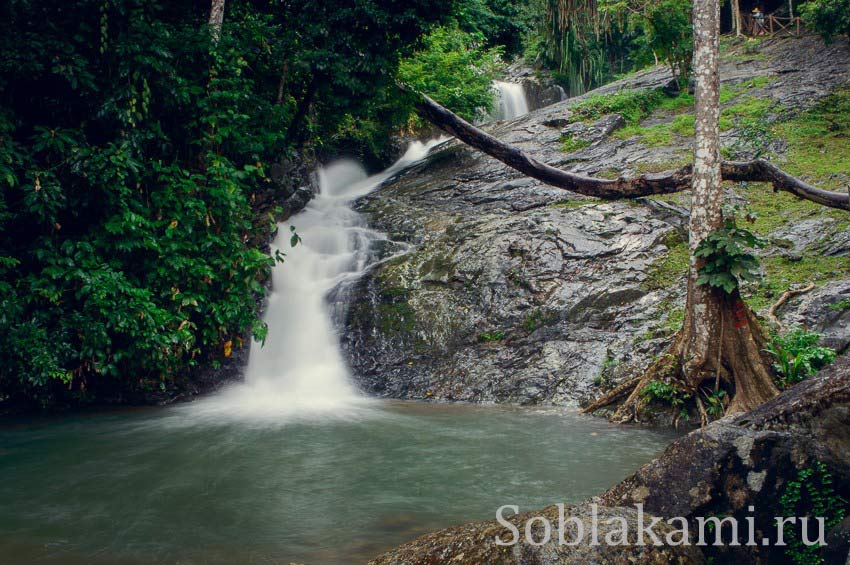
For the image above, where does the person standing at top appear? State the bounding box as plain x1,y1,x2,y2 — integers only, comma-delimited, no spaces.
752,7,766,35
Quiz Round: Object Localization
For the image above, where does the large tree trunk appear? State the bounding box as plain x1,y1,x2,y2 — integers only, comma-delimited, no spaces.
209,0,225,42
276,61,289,106
611,0,779,423
683,0,725,384
680,0,777,415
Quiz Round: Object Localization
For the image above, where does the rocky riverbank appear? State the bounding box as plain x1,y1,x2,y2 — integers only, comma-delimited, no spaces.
341,35,850,415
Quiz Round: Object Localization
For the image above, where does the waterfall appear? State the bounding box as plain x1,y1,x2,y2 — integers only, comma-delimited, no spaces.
187,139,445,423
492,80,529,120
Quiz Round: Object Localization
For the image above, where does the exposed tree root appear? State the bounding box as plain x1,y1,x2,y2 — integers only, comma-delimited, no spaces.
583,291,779,426
768,282,815,331
579,375,643,414
695,394,709,428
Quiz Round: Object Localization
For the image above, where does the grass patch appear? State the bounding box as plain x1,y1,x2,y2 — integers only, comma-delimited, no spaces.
614,124,673,147
738,76,775,91
738,182,837,237
746,254,850,312
670,114,695,136
773,88,850,190
560,133,592,153
634,156,692,175
722,95,776,123
570,89,664,125
477,330,505,342
719,86,737,104
656,91,694,113
594,168,622,180
551,198,596,209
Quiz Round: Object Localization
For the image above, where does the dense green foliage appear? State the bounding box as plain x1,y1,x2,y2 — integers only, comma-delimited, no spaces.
525,0,608,95
398,26,504,126
0,0,453,406
800,0,850,42
641,379,690,411
525,0,693,95
453,0,534,54
630,0,692,86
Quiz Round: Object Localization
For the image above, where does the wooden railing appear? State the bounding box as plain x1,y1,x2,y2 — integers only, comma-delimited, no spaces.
741,15,802,37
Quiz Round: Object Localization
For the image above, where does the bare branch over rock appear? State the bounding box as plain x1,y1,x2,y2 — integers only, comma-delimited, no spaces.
409,89,850,211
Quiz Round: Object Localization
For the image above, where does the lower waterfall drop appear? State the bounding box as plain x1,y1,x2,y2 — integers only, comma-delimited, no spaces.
187,139,445,423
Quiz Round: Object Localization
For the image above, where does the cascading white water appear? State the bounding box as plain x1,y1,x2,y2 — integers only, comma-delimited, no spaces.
186,139,445,423
492,80,530,120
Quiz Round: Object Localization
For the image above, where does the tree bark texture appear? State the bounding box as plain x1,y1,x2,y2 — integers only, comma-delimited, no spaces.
209,0,225,42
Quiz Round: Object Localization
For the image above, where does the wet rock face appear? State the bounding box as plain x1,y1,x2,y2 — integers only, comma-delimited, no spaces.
264,150,317,221
341,36,850,407
342,111,688,406
781,279,850,351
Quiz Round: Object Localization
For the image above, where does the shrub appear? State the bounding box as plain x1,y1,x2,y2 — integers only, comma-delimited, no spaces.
766,329,837,388
696,218,766,294
800,0,850,43
570,89,664,125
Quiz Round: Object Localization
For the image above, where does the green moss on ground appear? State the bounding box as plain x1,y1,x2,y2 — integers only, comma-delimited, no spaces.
644,231,690,291
569,89,664,124
608,77,780,148
614,124,673,147
747,255,850,312
774,89,850,190
560,133,592,153
477,330,505,342
376,301,417,334
737,88,850,310
594,168,622,180
521,309,557,332
634,156,692,175
551,198,597,209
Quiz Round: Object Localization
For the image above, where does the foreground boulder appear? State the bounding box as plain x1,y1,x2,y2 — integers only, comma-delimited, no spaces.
370,503,703,564
372,355,850,563
602,354,850,563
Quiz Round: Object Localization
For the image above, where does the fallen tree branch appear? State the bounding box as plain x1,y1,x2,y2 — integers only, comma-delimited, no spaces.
768,282,816,331
409,90,850,211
